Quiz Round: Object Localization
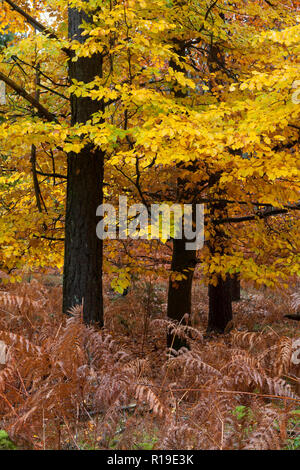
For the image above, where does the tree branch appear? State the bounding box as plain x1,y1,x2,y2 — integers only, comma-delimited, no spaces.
4,0,53,35
3,0,71,57
0,70,57,122
214,205,300,225
33,235,64,241
36,170,67,179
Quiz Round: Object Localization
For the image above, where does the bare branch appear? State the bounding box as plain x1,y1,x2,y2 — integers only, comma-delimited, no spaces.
214,205,300,225
36,170,67,179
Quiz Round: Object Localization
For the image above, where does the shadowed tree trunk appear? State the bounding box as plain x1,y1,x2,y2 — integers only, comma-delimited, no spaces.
207,275,232,333
206,175,233,333
166,40,197,349
168,39,235,339
63,7,104,324
167,237,197,349
230,273,241,301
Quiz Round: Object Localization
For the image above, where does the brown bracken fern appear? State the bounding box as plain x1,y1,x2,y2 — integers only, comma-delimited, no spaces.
0,282,298,449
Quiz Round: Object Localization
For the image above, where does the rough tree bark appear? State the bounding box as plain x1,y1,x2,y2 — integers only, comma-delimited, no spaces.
63,7,104,324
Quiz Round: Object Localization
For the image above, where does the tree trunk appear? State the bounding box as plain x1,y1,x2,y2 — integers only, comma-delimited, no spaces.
230,273,241,301
167,238,196,349
206,174,233,333
207,275,232,333
63,7,104,324
166,41,197,349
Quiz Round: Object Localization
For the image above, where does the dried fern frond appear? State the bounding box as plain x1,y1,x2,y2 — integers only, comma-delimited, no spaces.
291,292,300,313
274,336,293,377
134,384,169,419
0,331,42,356
0,291,44,312
244,407,280,450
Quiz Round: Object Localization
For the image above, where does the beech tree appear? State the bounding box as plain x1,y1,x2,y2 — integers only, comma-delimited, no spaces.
0,0,299,336
63,6,104,324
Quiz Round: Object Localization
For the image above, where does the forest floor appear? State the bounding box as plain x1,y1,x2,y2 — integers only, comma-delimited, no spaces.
0,273,299,450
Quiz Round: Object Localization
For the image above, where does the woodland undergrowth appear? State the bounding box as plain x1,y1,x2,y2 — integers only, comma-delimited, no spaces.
0,277,299,450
